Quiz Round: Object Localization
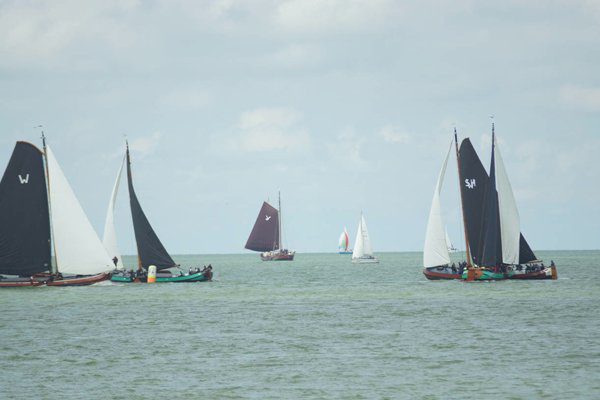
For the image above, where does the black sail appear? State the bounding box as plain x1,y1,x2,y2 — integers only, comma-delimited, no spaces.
519,234,538,264
458,139,489,266
0,142,51,276
480,139,502,267
126,148,176,270
245,202,279,252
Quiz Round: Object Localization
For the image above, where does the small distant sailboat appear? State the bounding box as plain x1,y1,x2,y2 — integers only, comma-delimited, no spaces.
351,213,378,263
338,227,352,254
245,191,295,261
445,229,458,253
108,142,212,283
0,137,111,287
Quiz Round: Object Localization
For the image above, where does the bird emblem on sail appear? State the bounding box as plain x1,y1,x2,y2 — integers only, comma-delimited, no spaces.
265,215,272,221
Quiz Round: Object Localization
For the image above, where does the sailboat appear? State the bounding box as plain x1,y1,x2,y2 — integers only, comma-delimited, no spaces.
463,123,557,281
109,142,212,283
422,125,557,281
446,229,458,253
351,213,378,263
0,138,112,287
245,191,295,261
338,227,352,254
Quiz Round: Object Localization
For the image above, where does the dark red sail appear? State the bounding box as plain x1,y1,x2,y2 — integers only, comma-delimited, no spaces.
245,202,279,252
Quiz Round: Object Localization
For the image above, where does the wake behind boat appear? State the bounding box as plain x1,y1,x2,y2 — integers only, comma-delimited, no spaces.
107,142,213,283
245,191,295,261
0,137,112,287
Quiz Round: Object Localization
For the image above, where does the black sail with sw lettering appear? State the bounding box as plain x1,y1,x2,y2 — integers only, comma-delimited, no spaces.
126,147,176,270
245,202,279,252
0,142,51,276
480,139,502,267
458,139,489,266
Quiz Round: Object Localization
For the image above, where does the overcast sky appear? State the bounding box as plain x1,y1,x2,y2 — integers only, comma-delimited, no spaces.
1,0,599,254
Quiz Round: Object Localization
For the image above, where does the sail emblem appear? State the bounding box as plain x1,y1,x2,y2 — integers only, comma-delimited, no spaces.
465,178,476,189
265,215,272,221
18,174,30,184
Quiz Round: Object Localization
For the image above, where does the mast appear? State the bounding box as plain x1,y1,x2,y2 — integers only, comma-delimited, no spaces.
454,128,472,267
278,190,282,251
41,129,59,274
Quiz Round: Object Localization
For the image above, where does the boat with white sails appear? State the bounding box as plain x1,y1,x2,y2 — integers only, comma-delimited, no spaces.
351,213,378,264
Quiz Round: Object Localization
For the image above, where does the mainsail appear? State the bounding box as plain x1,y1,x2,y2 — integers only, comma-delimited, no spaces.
479,135,502,267
352,214,373,259
0,142,51,276
423,143,452,268
102,154,125,269
245,202,279,252
46,145,113,275
458,138,489,266
494,136,521,265
126,146,176,270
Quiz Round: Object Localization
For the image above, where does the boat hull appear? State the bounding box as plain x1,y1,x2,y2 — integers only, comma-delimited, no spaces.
110,270,212,283
261,250,295,261
423,266,462,280
45,272,110,286
338,251,353,254
0,277,45,287
508,266,557,280
351,257,379,264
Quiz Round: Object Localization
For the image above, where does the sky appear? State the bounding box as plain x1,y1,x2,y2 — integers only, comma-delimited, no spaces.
0,0,599,254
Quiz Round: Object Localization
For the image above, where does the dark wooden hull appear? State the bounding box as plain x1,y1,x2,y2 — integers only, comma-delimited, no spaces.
261,252,295,261
423,267,462,280
0,277,45,287
45,272,110,286
508,266,557,280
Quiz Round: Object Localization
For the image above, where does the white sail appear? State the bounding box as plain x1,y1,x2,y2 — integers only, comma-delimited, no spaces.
445,228,456,252
102,155,125,269
494,138,520,265
423,144,452,268
352,214,373,259
46,146,114,275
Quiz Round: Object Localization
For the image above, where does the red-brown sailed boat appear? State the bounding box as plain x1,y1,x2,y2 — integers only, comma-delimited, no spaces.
246,191,295,261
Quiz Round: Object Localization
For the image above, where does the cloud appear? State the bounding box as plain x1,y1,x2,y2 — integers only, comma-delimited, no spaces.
158,89,210,110
380,125,411,144
257,43,323,69
234,107,311,152
273,0,403,34
129,132,162,158
560,85,600,112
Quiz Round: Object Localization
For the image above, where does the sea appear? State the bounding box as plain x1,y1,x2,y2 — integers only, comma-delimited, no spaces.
1,251,599,399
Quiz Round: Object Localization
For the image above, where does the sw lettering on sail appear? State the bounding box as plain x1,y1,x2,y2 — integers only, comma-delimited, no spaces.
465,178,476,189
18,173,30,184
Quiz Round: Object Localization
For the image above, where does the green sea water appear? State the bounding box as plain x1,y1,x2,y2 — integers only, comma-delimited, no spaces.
1,251,599,399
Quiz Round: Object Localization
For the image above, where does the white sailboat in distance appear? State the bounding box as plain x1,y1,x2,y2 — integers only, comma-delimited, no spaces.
351,213,379,264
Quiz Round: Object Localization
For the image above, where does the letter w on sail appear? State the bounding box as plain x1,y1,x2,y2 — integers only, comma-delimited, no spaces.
18,174,30,184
